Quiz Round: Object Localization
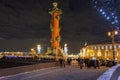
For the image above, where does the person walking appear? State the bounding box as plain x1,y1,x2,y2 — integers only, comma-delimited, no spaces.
78,57,83,69
63,58,66,67
97,59,100,69
93,60,97,69
67,58,72,66
59,58,63,67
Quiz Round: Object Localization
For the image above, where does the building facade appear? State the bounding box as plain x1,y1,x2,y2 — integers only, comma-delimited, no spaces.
80,43,120,61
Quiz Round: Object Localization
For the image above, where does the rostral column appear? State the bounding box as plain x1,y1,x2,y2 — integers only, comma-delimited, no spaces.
49,2,62,61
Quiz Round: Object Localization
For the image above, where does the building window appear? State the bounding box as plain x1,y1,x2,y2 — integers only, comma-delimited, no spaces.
91,52,94,57
114,45,116,49
118,45,120,49
97,51,101,57
91,46,93,50
115,58,117,60
102,46,104,49
98,46,100,50
115,51,118,57
105,51,109,58
94,46,97,50
117,52,118,57
106,46,108,50
109,45,112,49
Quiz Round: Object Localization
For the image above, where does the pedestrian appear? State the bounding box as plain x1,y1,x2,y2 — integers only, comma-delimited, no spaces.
78,57,83,69
93,60,97,69
59,58,63,67
63,58,66,67
67,58,72,66
97,59,100,69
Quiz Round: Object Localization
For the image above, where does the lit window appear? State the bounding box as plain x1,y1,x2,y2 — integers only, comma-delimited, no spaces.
118,45,120,49
94,46,97,50
106,46,108,49
91,52,94,57
114,45,116,49
117,52,118,57
109,45,112,49
105,51,109,58
98,46,100,50
91,46,94,50
102,46,104,49
97,51,101,57
115,58,117,60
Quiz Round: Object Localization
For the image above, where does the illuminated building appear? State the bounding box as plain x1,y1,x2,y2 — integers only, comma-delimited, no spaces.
81,43,120,61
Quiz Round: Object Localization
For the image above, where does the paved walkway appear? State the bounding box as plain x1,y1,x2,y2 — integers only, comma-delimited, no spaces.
0,66,108,80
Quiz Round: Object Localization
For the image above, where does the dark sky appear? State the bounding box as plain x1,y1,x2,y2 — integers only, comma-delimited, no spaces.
0,0,112,53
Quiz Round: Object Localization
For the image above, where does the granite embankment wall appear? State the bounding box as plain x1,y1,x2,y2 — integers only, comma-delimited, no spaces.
0,62,57,77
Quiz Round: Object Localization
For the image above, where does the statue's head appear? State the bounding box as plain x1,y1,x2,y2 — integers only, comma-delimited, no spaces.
53,2,58,8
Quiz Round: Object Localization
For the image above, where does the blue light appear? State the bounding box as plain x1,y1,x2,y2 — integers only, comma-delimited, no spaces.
95,1,98,4
112,22,115,24
104,14,107,17
115,16,118,19
115,20,118,23
94,6,97,8
99,9,103,12
102,12,105,15
112,15,115,18
107,16,110,20
111,13,114,15
92,0,120,28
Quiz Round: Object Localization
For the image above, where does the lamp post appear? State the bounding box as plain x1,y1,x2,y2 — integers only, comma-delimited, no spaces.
108,30,118,65
37,45,41,54
64,43,68,55
31,48,36,59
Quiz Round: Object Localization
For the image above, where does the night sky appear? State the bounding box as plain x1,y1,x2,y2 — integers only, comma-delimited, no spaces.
0,0,113,53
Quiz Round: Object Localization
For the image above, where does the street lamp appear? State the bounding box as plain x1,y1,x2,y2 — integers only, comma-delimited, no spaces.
37,45,41,54
31,48,36,59
108,30,118,65
64,43,68,55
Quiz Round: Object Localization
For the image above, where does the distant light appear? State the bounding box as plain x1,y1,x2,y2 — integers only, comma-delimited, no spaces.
95,1,98,4
99,9,103,12
115,16,118,19
114,31,118,35
112,15,115,18
102,12,105,15
112,22,115,24
92,0,119,28
104,14,107,17
107,16,110,20
111,13,114,15
94,6,97,8
108,32,111,36
64,43,68,55
37,45,41,54
115,20,118,23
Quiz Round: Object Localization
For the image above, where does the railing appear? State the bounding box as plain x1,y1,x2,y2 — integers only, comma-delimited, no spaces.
97,64,120,80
